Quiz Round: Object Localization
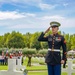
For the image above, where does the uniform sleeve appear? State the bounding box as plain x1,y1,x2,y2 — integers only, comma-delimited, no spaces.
61,36,67,61
38,32,48,41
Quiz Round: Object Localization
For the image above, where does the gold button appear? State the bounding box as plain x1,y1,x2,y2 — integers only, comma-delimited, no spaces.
52,48,54,51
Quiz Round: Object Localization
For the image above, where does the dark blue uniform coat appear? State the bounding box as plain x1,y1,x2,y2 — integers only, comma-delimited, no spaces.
38,32,67,65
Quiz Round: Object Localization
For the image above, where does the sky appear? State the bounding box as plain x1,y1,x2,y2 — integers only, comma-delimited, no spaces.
0,0,75,35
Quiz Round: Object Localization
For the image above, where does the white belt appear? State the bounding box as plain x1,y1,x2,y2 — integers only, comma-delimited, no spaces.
48,48,60,52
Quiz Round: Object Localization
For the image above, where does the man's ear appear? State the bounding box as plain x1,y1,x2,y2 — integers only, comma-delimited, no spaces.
57,27,59,30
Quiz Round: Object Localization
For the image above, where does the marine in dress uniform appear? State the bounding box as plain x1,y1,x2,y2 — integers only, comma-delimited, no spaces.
38,21,67,75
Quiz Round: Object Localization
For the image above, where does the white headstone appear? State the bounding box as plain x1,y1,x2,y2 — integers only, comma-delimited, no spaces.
8,59,16,71
0,59,24,75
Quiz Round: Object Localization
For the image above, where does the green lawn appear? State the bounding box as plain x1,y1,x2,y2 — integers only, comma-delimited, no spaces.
0,57,75,75
27,65,47,71
28,72,68,75
0,65,8,70
28,71,48,75
0,65,75,75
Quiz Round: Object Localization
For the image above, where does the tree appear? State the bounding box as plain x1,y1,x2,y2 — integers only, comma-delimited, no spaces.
23,32,32,48
70,34,75,50
3,33,10,48
0,36,4,47
64,34,71,51
38,49,47,57
30,32,41,50
41,42,48,49
7,31,25,48
23,48,36,66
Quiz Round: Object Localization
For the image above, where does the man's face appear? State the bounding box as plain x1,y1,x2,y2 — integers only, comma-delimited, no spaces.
51,26,58,34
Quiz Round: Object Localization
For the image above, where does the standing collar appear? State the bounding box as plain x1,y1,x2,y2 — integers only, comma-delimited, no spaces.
53,33,58,36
